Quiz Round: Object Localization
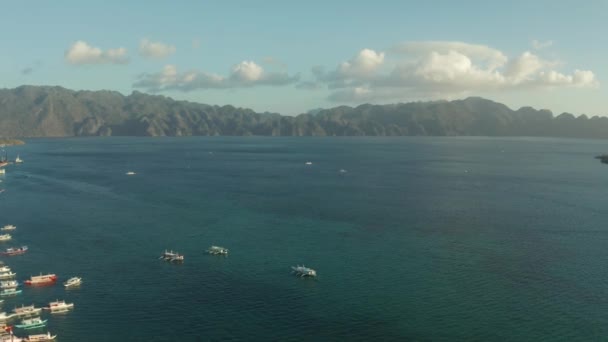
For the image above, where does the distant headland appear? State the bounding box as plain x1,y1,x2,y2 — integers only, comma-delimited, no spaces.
0,85,607,138
0,138,25,146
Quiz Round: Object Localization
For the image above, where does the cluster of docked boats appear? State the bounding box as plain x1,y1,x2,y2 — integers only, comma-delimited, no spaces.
0,224,81,341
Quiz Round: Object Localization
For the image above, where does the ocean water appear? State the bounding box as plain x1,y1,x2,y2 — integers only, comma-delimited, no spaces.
1,136,608,341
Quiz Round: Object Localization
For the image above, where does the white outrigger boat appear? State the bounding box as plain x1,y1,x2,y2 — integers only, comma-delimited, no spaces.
12,305,42,318
63,277,82,288
207,246,228,255
0,280,18,289
0,226,15,232
44,300,73,314
15,316,47,330
0,235,11,242
0,272,16,280
160,250,184,262
23,332,56,341
0,312,16,322
291,265,317,277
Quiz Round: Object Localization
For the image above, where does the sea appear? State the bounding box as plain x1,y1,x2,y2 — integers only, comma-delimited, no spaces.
1,136,607,341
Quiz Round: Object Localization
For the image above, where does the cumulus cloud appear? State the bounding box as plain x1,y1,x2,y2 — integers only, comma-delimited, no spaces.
139,39,176,59
304,41,598,103
133,61,299,92
531,40,553,50
65,41,129,65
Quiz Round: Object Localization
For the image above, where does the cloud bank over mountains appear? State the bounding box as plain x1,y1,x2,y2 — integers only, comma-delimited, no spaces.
64,39,598,104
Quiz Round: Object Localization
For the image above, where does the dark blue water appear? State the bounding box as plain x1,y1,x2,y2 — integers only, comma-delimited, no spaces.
1,136,608,341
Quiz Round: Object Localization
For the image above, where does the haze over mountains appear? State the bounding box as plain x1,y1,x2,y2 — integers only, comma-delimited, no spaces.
0,85,606,138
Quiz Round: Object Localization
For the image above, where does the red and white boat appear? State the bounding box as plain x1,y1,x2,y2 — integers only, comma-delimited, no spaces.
24,274,56,286
1,246,27,256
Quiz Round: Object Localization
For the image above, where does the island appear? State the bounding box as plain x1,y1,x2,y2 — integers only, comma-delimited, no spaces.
0,138,25,146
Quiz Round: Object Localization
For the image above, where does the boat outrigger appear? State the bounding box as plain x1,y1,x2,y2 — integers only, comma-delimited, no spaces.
160,250,184,262
207,246,229,255
23,332,57,341
1,246,27,256
291,265,317,277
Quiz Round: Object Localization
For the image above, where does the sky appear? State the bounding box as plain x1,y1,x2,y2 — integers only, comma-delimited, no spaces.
1,0,606,116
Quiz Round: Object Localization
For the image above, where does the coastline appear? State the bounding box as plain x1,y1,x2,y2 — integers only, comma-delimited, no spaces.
0,138,25,146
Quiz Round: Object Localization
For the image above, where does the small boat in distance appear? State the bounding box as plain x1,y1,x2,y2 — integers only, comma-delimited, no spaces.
0,225,15,231
291,265,317,277
207,246,229,255
160,250,184,262
15,155,22,164
24,274,57,286
44,300,74,314
0,170,5,175
305,161,312,165
1,246,28,256
22,332,57,341
15,317,47,330
0,235,11,242
63,277,82,288
126,171,136,175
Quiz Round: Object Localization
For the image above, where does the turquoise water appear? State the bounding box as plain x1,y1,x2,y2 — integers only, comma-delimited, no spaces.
1,136,608,341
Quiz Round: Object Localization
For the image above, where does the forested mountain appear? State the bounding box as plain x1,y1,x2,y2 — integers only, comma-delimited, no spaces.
0,85,606,138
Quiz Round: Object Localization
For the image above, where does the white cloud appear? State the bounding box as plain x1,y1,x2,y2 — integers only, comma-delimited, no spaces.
531,40,553,50
392,41,508,70
65,41,129,65
307,41,598,103
134,61,299,92
139,39,176,59
231,61,263,81
338,48,385,77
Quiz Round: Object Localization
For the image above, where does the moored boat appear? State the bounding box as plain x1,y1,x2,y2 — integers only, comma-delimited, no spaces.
15,317,47,330
291,265,317,277
0,312,15,322
12,305,42,318
0,235,11,242
24,274,56,286
44,300,73,314
207,245,229,255
0,288,21,297
14,156,22,164
1,246,27,256
0,226,15,232
160,250,184,262
0,280,18,289
63,277,82,288
0,273,16,280
0,266,10,273
23,332,56,341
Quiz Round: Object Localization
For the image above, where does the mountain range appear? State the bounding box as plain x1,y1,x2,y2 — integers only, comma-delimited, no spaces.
0,85,606,138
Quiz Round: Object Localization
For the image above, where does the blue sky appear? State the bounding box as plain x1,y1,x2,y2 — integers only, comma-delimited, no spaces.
1,0,606,115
